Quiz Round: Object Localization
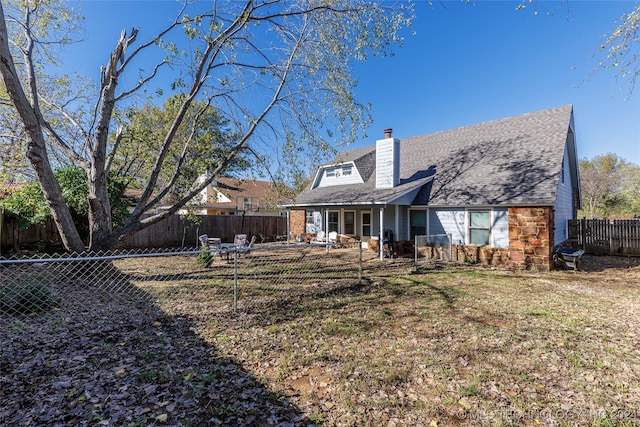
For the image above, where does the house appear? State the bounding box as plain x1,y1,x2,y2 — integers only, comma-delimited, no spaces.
185,176,292,216
286,105,581,270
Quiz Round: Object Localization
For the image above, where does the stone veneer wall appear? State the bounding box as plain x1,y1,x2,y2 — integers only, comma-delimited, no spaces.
507,207,554,271
289,209,306,237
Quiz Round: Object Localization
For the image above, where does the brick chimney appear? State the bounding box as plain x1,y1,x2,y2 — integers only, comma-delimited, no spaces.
376,128,400,189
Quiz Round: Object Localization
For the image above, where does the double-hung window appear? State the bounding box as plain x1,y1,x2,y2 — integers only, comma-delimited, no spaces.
343,211,355,235
468,211,490,246
328,211,339,233
361,212,371,236
409,210,427,240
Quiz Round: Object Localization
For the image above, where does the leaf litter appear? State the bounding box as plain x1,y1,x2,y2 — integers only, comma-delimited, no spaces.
2,254,640,426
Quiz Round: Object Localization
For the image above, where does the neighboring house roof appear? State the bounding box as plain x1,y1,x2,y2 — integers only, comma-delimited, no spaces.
206,177,293,210
0,183,27,201
292,105,575,208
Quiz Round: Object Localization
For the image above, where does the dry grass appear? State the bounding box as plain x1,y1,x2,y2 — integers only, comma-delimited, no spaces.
3,250,639,426
132,253,640,426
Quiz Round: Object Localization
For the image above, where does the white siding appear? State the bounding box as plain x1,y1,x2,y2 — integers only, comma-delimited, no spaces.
428,209,466,245
375,138,400,188
554,146,574,245
492,208,509,248
429,208,508,248
317,163,363,188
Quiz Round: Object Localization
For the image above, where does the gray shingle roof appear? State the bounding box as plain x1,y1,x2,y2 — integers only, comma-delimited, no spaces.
292,105,574,207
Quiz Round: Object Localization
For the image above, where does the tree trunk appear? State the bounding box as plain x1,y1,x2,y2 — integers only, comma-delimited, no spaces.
0,6,84,252
86,29,138,251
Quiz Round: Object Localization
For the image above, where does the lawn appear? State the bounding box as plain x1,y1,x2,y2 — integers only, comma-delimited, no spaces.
147,253,640,426
2,252,639,426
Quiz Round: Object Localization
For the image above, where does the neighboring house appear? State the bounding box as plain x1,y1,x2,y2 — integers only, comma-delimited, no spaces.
185,176,292,216
287,105,581,270
0,183,25,201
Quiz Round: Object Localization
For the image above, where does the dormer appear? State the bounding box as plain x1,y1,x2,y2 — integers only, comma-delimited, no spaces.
313,161,364,188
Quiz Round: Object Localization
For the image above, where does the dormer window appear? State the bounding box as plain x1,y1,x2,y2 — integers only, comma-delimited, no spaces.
326,165,351,178
314,161,363,188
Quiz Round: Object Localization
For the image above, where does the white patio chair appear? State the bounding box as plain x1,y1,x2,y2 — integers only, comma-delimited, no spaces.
312,230,326,243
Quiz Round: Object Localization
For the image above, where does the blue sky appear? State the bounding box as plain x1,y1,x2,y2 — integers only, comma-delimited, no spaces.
67,0,639,165
353,0,640,165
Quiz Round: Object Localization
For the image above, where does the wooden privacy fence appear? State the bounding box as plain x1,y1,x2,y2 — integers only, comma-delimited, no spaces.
0,212,288,251
124,214,288,248
0,211,62,252
568,219,640,256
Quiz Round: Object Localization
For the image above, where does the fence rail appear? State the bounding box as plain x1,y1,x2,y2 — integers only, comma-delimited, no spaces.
568,219,640,256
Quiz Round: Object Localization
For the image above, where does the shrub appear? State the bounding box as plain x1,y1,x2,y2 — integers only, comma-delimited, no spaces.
0,279,54,315
196,247,213,268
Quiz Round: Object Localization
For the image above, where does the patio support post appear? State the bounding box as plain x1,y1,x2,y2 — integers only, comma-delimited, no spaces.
325,209,329,254
286,209,290,244
395,204,400,241
379,207,384,261
358,241,363,283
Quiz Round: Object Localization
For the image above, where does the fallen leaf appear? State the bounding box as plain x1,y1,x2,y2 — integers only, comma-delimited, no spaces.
458,398,471,410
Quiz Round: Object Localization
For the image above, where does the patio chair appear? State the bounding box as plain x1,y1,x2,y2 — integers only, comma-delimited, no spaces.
328,231,338,243
234,234,248,247
312,230,326,243
245,235,256,254
258,232,267,243
199,234,208,248
232,235,256,260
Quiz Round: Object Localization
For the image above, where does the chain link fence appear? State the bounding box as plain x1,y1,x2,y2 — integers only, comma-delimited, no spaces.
0,242,365,323
0,241,378,425
414,234,452,267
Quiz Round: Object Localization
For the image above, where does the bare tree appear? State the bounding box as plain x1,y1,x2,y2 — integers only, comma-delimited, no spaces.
597,4,640,93
0,0,412,251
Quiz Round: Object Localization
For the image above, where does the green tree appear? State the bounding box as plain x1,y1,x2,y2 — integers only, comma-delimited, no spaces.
617,161,640,217
111,95,250,203
0,166,132,238
0,0,413,251
579,153,640,219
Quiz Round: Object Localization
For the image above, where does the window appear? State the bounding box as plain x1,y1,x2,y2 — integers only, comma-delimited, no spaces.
237,196,259,212
325,165,353,179
306,210,314,224
344,211,355,235
361,212,371,236
468,211,490,245
328,211,339,232
410,210,426,240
